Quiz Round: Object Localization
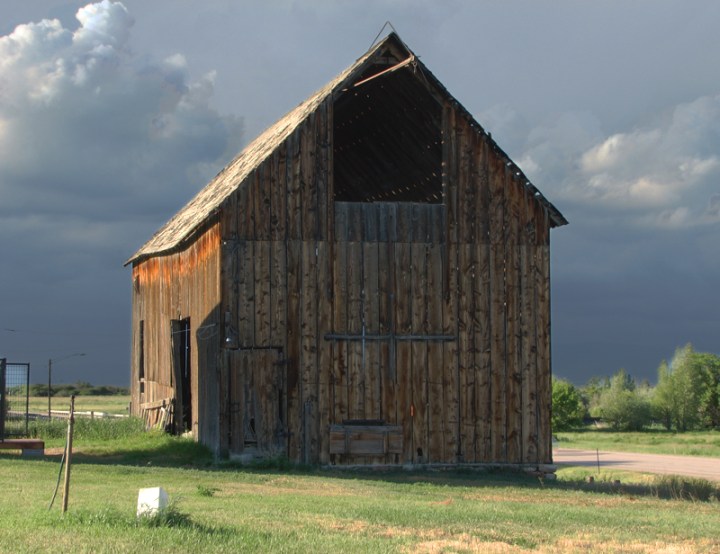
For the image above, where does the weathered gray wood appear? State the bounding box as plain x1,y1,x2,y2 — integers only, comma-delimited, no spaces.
130,71,563,467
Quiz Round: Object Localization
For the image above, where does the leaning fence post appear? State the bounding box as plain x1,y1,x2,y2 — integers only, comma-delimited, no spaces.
61,395,76,514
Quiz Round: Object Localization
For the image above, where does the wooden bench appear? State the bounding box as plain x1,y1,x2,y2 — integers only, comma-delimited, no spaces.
0,439,45,456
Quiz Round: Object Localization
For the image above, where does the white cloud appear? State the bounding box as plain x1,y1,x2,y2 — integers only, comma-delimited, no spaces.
502,94,720,230
74,0,133,49
0,0,243,229
583,96,720,221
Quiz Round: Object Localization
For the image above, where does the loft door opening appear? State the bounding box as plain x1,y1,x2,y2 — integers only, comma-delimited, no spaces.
333,51,443,204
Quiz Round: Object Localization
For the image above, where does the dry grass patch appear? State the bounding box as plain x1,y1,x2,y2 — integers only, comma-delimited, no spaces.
548,537,720,554
408,535,525,554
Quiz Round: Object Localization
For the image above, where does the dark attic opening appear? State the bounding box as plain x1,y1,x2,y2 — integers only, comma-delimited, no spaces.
333,47,443,203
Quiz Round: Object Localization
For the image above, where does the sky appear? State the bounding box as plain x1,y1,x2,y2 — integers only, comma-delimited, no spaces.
1,0,718,387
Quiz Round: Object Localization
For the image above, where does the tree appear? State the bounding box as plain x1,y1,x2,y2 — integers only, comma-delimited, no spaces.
551,378,586,431
597,369,651,431
652,360,674,430
580,376,609,419
695,352,720,429
652,344,704,431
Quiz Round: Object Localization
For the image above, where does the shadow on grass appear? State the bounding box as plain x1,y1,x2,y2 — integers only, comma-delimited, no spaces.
33,425,720,503
41,432,215,468
552,474,719,502
35,503,238,539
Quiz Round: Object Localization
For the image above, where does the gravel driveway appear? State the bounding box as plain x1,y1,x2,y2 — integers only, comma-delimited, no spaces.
553,448,720,482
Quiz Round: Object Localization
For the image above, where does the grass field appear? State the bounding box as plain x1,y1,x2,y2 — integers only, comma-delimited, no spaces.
0,423,719,553
555,429,720,457
25,395,130,416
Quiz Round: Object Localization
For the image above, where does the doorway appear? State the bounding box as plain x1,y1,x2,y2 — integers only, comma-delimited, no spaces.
171,318,192,433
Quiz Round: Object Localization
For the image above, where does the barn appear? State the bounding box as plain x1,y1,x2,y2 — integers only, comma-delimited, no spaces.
126,32,567,470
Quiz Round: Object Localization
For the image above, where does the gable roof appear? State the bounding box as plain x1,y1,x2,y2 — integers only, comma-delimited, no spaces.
126,33,566,266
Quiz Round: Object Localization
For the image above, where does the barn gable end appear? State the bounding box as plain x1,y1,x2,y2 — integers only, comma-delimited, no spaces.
128,33,566,469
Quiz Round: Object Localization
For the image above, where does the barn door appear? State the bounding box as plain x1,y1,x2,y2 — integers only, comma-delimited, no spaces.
228,349,286,455
325,240,454,464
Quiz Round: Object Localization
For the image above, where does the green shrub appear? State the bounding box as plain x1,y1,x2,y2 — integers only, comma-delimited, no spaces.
597,369,652,431
552,378,586,431
651,475,719,502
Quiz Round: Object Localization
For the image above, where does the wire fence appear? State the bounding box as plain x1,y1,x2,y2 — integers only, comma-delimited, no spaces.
1,359,30,440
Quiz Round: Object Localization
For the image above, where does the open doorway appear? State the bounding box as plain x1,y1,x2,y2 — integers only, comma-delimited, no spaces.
171,318,192,433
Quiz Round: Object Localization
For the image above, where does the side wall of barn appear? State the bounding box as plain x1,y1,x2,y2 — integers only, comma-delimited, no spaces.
130,223,223,450
217,96,553,465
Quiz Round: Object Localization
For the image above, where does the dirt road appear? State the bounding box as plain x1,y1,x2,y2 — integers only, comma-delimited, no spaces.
553,448,720,482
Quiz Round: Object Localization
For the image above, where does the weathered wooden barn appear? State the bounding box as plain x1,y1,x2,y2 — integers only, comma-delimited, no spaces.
126,33,567,469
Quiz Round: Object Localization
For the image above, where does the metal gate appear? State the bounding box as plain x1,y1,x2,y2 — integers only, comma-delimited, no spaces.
0,359,30,440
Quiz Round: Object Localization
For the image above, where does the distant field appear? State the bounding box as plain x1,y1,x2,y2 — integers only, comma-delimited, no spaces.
555,429,720,457
25,395,130,416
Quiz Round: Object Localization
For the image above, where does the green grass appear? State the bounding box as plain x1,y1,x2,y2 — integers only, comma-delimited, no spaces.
555,428,720,457
26,395,131,415
0,421,719,553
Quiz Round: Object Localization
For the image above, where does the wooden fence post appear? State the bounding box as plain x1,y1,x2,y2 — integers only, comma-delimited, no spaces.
61,395,76,514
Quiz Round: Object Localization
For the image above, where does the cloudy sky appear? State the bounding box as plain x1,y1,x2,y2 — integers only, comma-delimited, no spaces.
1,0,718,386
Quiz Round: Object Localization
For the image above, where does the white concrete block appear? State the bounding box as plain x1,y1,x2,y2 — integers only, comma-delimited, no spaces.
137,487,169,517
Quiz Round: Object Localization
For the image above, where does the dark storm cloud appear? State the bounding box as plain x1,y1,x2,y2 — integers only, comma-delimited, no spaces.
0,1,242,382
1,0,719,386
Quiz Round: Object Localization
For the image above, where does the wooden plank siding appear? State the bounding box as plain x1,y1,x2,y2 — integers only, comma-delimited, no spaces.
130,94,559,468
129,222,222,451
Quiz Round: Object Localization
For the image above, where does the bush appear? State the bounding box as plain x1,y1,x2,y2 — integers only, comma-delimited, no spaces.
552,378,586,431
651,475,719,502
597,369,652,431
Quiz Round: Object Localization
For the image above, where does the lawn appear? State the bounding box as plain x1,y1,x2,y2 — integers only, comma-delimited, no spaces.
555,429,720,457
0,424,718,553
26,395,131,416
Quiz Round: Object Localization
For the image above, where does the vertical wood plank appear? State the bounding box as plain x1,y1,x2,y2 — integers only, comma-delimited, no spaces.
445,103,459,247
363,241,381,420
520,187,538,464
346,241,363,420
287,131,303,240
325,99,335,240
489,154,507,463
285,240,302,461
269,240,287,346
270,147,288,241
332,241,349,428
442,104,460,463
301,241,319,462
395,242,413,462
410,243,428,462
378,241,396,428
254,241,271,346
426,243,445,462
474,136,492,462
255,164,271,240
505,174,522,463
457,242,475,462
301,112,318,240
316,100,329,241
316,240,332,463
237,240,255,346
537,207,552,464
442,242,460,463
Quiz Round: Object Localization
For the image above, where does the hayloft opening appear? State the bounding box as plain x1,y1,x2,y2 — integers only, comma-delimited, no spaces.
333,52,443,203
